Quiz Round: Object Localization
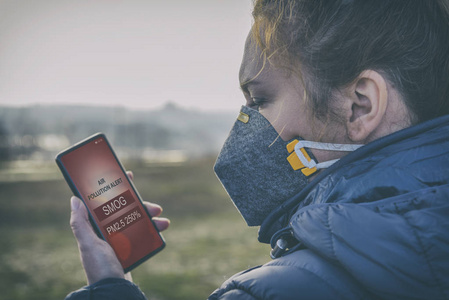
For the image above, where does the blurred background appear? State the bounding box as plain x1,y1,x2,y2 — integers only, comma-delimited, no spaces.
0,1,272,299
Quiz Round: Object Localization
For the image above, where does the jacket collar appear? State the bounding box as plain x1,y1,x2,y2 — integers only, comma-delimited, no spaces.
259,114,449,243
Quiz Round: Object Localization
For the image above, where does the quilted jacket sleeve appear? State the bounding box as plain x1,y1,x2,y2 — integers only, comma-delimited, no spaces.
208,251,369,300
65,278,147,300
209,289,259,300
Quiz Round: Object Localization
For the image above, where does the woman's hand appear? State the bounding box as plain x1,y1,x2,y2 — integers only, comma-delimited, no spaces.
69,171,170,285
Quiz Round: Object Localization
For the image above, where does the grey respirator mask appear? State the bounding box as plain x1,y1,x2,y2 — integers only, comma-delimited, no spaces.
214,106,363,226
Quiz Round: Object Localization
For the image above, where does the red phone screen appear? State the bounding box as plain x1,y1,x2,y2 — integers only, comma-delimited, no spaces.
57,134,165,271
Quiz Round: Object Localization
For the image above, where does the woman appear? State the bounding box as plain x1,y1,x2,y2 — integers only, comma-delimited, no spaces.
66,1,449,299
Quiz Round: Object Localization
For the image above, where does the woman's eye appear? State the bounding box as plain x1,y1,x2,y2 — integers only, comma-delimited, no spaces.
250,97,266,109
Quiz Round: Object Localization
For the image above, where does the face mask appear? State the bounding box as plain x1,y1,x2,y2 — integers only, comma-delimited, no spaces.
214,106,363,226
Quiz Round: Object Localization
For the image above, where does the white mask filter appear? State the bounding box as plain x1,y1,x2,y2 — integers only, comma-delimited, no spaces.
292,140,364,170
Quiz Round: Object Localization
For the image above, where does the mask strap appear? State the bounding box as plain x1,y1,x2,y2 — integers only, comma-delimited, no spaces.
294,140,363,170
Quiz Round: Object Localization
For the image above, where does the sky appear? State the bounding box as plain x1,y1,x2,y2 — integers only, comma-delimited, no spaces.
0,0,253,112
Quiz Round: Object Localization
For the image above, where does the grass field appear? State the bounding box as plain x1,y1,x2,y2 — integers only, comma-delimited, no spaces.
0,157,271,300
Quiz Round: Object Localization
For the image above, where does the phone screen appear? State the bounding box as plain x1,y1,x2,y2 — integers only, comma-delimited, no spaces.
56,133,165,272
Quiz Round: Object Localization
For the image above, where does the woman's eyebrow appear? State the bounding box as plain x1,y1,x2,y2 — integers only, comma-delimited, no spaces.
239,64,266,93
240,80,250,92
240,78,261,93
239,69,252,91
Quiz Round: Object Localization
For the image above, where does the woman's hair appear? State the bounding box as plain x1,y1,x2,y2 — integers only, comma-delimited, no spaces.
252,0,449,124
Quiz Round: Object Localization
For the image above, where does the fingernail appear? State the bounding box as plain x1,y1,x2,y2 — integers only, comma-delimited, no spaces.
71,197,81,210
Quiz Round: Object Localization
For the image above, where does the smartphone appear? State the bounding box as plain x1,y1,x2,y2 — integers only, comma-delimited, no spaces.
56,133,165,272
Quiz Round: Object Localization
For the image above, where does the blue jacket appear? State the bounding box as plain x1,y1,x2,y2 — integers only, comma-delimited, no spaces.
66,115,449,300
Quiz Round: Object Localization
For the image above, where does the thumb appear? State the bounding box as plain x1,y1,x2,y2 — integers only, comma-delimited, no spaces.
70,196,97,247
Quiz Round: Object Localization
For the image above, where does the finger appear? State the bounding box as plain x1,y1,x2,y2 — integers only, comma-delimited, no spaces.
70,196,98,249
152,217,170,231
143,201,163,217
126,171,134,180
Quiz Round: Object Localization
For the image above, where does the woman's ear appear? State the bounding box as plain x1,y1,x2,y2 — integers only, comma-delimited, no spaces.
346,70,388,142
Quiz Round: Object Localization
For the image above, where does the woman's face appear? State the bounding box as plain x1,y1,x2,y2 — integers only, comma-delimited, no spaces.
239,35,348,163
